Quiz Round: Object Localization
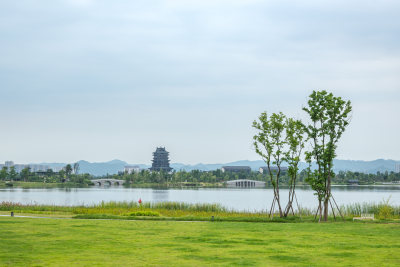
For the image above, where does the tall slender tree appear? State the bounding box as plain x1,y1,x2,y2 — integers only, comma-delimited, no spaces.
73,162,80,175
9,166,17,181
58,169,66,182
303,90,352,221
65,164,73,180
283,118,306,217
253,112,286,217
0,167,8,181
20,167,31,182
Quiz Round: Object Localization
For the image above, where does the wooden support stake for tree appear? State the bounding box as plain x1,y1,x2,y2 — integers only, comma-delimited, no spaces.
271,198,276,219
331,195,345,220
329,198,336,221
290,205,295,216
294,191,301,219
314,205,320,221
269,196,276,218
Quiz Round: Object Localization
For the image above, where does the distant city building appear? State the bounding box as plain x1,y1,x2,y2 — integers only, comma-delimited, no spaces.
4,161,14,168
395,163,400,173
259,166,288,175
0,161,53,173
221,166,251,173
149,147,172,172
27,164,52,172
124,165,140,174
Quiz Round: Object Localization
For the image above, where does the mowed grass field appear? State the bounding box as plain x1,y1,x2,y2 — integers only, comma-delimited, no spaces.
0,217,399,266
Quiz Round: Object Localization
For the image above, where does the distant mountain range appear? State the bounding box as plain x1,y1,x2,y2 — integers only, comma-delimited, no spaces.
39,159,400,176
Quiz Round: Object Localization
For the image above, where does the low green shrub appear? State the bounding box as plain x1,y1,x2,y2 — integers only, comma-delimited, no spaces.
377,197,394,220
378,205,393,220
124,211,160,217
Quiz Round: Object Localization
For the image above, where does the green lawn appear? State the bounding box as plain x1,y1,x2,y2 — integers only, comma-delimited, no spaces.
0,217,399,266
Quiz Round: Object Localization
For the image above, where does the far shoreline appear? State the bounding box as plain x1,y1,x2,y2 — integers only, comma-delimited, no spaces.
1,181,400,190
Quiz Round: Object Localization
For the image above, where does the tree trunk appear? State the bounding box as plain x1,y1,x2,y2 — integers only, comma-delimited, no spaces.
276,183,283,217
318,200,322,222
284,185,294,217
277,198,283,217
323,174,332,221
323,198,329,221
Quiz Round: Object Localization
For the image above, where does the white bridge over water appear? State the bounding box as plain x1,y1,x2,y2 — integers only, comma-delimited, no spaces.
91,179,125,186
226,179,266,188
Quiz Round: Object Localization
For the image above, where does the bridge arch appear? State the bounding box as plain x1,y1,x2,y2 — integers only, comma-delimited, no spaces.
91,179,125,187
226,179,266,188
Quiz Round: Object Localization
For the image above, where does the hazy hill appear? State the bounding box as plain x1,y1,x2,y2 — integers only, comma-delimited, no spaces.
40,159,400,176
331,159,400,173
42,160,128,176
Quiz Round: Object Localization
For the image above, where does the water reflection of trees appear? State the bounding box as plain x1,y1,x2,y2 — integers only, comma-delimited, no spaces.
332,185,400,191
152,190,170,202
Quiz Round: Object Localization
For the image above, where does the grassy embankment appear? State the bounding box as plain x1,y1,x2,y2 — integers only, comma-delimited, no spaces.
0,181,226,189
0,181,90,189
1,201,399,223
0,216,399,266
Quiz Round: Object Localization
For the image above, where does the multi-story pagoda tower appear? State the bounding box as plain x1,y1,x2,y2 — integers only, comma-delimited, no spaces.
149,147,172,172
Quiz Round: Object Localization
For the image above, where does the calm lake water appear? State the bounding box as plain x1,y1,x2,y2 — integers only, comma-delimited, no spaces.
1,185,399,212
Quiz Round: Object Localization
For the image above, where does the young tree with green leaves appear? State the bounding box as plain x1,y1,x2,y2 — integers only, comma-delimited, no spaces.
9,166,17,181
0,167,8,181
73,162,80,175
46,169,54,177
20,167,31,182
58,169,66,182
65,164,73,181
283,118,306,217
303,90,352,221
253,112,286,217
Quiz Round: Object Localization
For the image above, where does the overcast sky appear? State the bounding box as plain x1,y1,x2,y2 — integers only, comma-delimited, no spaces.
1,0,399,164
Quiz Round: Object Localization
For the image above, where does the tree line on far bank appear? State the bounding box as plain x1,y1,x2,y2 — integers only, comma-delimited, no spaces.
114,168,400,185
0,163,92,184
1,163,399,186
